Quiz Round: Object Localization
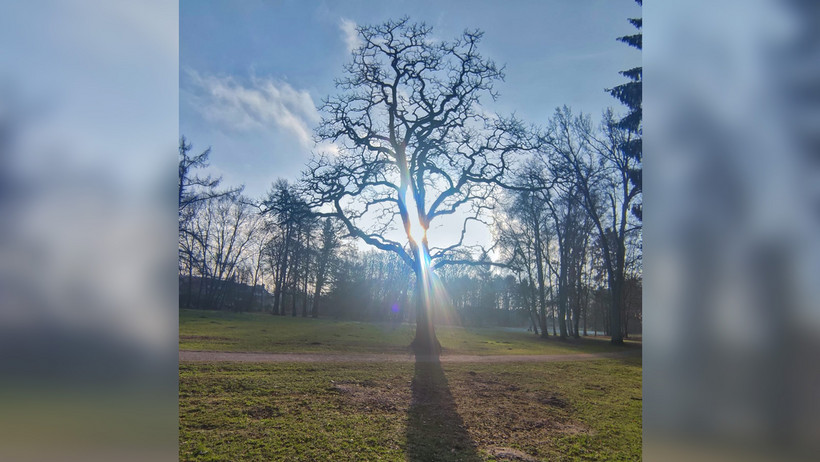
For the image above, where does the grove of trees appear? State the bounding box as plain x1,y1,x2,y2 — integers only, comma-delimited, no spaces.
178,15,642,350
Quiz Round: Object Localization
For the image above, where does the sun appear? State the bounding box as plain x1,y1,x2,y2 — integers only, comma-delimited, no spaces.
408,214,426,245
400,189,427,245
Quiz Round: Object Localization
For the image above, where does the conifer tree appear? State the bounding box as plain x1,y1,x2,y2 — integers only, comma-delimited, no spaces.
608,0,642,220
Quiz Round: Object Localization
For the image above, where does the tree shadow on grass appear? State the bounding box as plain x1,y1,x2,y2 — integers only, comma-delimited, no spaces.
406,357,481,462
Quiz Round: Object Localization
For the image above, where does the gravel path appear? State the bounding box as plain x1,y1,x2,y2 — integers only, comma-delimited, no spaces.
179,350,639,363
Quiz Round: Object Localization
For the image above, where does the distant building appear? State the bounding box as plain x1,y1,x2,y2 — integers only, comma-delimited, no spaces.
179,275,273,312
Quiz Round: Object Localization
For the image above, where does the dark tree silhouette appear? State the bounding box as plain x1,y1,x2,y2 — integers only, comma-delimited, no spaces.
262,179,312,316
500,165,553,337
178,136,243,308
494,185,546,336
178,136,242,231
305,18,533,355
311,218,341,318
546,107,640,344
607,0,642,220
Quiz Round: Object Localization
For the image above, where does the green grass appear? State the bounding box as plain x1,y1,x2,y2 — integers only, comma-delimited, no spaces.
179,358,642,461
180,309,638,356
180,309,642,460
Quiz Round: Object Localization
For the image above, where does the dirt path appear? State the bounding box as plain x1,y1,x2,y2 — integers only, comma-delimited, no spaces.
179,350,639,363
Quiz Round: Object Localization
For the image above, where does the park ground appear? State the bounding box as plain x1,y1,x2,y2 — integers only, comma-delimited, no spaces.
180,309,642,461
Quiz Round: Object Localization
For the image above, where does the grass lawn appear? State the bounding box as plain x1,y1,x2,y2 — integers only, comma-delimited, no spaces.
180,309,639,356
179,358,642,461
179,309,642,461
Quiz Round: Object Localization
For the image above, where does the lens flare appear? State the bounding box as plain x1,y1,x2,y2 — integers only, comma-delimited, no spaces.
400,189,427,245
415,245,461,330
399,188,460,331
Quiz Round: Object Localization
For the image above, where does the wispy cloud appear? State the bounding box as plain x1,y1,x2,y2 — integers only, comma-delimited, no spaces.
315,140,340,157
339,18,361,53
185,70,320,148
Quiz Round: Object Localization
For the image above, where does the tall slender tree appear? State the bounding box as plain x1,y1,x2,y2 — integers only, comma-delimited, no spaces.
607,0,642,220
312,218,341,318
263,179,312,316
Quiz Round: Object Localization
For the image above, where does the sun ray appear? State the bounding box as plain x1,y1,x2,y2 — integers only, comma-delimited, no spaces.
398,188,462,337
400,189,427,245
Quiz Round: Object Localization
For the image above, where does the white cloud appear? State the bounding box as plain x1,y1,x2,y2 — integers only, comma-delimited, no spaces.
339,18,361,53
315,140,340,157
186,70,320,149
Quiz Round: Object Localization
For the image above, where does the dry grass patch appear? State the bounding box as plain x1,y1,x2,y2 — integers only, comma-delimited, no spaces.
330,380,410,413
180,359,640,461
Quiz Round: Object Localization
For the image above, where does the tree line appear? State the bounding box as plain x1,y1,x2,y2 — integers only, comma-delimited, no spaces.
178,11,641,346
177,105,641,340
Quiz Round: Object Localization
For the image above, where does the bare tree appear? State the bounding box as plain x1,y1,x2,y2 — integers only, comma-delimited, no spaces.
244,212,273,311
179,137,243,306
546,107,641,344
496,165,554,337
304,18,533,355
494,203,541,335
205,195,260,310
262,179,312,316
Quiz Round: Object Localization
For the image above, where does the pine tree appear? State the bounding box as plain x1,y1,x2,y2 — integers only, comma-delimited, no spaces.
608,0,642,220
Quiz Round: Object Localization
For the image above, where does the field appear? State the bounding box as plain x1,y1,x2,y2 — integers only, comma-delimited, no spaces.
179,310,642,461
179,309,639,356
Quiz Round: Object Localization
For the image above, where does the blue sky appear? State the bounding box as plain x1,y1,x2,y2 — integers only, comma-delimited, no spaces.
180,0,641,200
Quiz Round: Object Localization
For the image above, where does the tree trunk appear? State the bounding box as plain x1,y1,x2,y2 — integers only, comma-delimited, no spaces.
312,280,322,318
610,298,622,343
409,257,441,356
290,235,298,317
301,230,310,317
273,248,287,315
533,226,549,338
311,251,330,319
186,263,194,308
572,264,582,339
573,301,581,339
249,244,263,312
290,274,297,317
609,238,626,344
557,256,569,338
623,311,629,339
583,305,587,337
524,266,542,337
276,224,292,316
301,271,308,317
530,311,540,335
608,274,623,344
520,273,539,336
410,293,440,356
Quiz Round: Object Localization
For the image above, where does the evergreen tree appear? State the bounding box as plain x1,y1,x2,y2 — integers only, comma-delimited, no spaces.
608,0,642,220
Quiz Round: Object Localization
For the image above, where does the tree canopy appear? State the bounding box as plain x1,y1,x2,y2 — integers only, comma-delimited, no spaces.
305,17,535,272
